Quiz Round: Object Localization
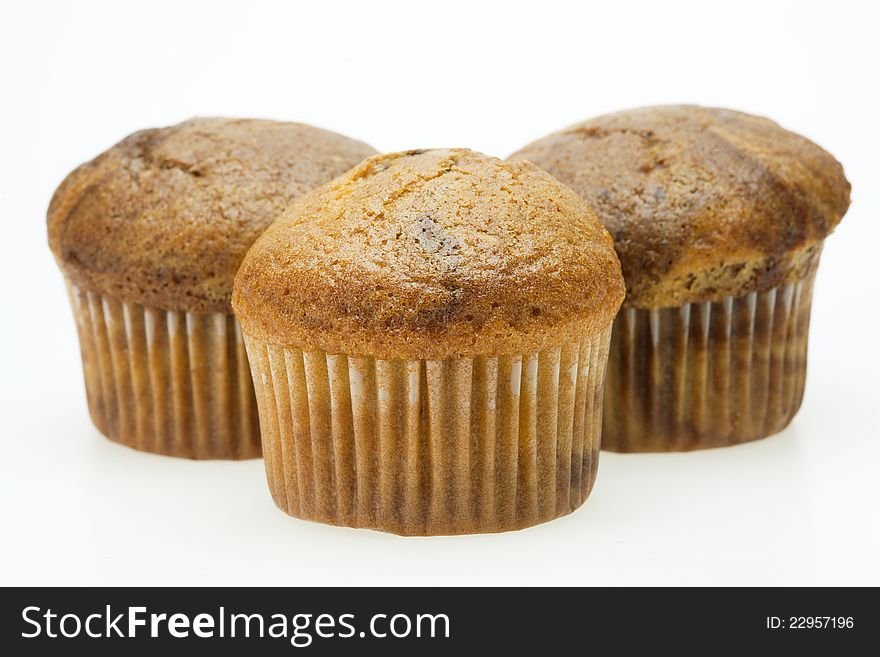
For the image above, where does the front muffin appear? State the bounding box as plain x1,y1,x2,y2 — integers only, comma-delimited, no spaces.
48,118,377,459
233,148,625,534
511,105,851,451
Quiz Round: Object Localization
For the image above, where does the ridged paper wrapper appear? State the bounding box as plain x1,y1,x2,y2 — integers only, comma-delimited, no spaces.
66,280,261,459
603,264,818,451
244,326,612,535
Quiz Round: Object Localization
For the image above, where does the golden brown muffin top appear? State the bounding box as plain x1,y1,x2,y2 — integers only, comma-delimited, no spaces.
48,118,377,313
233,148,624,359
510,105,851,308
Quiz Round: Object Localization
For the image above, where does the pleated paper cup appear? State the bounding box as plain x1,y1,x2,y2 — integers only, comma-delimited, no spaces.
65,279,261,459
603,260,819,452
243,325,613,535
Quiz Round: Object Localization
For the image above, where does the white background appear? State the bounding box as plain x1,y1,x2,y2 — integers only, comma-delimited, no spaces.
1,0,878,586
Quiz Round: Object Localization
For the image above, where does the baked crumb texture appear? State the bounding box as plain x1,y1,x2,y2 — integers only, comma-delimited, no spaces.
49,118,378,314
234,148,625,360
510,105,850,309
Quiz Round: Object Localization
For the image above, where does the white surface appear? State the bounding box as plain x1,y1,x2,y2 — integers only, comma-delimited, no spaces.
1,0,878,586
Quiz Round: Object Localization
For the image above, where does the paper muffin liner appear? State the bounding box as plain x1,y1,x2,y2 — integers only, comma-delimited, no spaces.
603,263,819,452
65,279,261,459
243,326,612,535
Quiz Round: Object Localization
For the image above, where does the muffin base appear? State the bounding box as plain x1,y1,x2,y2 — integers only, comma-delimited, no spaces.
603,265,818,452
244,327,612,535
66,280,261,459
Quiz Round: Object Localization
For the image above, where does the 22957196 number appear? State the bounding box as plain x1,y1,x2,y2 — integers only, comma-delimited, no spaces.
789,617,853,629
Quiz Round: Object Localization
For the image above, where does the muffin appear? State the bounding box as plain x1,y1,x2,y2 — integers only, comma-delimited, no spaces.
232,148,625,534
511,105,851,451
48,118,377,459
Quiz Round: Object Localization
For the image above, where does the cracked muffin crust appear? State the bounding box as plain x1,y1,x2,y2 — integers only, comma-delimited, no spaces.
233,148,625,360
48,117,377,313
510,105,850,309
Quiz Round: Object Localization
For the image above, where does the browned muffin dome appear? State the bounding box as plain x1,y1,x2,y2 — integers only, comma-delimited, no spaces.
233,148,625,360
510,105,851,308
48,118,377,313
